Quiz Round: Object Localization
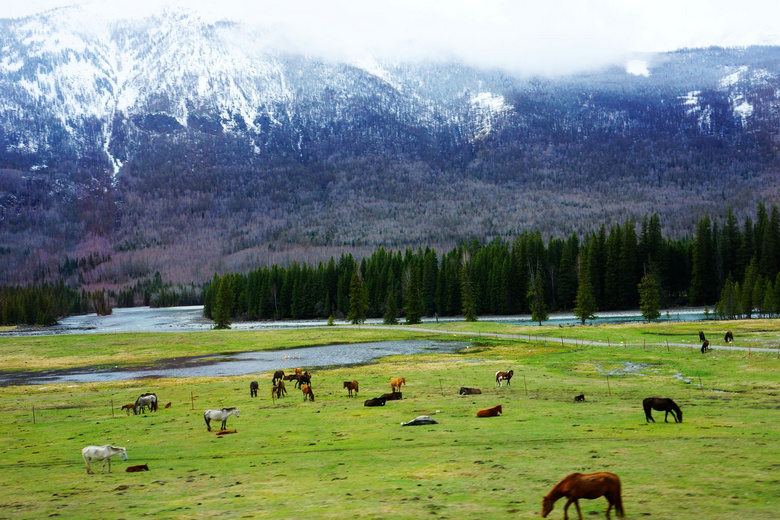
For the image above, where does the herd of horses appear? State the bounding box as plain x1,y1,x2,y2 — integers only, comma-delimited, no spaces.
699,330,734,353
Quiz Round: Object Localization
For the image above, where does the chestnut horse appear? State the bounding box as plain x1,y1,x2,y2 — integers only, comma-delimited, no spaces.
476,404,502,417
390,377,406,393
301,384,315,402
343,380,359,397
542,472,624,519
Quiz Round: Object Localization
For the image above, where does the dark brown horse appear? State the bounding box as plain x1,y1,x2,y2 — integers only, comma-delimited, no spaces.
272,380,287,399
343,380,359,397
495,370,513,387
698,330,706,342
272,370,285,384
249,381,259,397
574,394,585,402
476,404,502,417
643,397,682,423
725,330,734,343
701,339,710,353
542,472,624,519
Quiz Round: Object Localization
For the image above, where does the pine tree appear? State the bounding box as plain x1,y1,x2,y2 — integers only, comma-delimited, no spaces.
404,263,424,324
573,252,597,325
690,215,718,305
638,272,661,322
527,263,548,325
347,271,368,324
213,277,232,329
383,291,398,324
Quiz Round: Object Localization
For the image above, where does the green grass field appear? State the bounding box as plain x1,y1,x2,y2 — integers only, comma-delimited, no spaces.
0,321,778,519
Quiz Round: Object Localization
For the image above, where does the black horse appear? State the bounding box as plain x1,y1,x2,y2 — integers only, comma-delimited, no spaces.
698,331,706,342
725,331,734,343
249,381,259,398
701,339,710,353
643,397,682,423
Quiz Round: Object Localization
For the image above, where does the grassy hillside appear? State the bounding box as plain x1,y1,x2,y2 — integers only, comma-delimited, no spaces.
0,321,778,519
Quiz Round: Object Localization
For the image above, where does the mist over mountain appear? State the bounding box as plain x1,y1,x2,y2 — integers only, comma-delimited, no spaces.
1,6,779,287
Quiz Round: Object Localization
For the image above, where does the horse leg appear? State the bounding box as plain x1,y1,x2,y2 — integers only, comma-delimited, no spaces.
605,496,613,519
563,498,576,520
205,416,211,431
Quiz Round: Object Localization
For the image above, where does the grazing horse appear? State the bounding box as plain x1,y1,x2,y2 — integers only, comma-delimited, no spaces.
126,464,149,472
459,387,482,395
297,372,312,388
203,407,239,431
343,380,359,397
272,370,285,383
134,393,157,414
701,339,710,353
164,402,171,408
643,397,682,423
476,404,503,417
272,380,287,399
250,381,259,398
390,377,406,393
725,330,734,343
121,403,136,415
301,384,315,401
699,331,706,342
283,374,300,385
574,394,585,402
541,472,624,519
82,445,127,474
496,370,514,387
364,396,386,407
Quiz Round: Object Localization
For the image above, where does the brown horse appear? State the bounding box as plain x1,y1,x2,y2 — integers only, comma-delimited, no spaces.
542,472,624,519
121,403,136,416
574,394,585,402
301,384,315,402
250,381,259,397
272,380,287,399
495,370,514,386
725,330,734,343
476,404,502,417
390,377,406,392
343,380,359,397
643,397,682,423
272,370,285,383
701,339,710,353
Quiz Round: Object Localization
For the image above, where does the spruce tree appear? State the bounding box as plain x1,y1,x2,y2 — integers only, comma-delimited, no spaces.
574,253,597,325
347,271,368,324
213,277,232,329
404,263,424,324
638,272,661,322
383,291,399,324
527,264,548,325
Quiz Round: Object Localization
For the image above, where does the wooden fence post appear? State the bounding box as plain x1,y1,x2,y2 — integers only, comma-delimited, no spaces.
111,399,115,418
606,375,611,396
524,375,528,396
32,406,36,424
191,392,195,410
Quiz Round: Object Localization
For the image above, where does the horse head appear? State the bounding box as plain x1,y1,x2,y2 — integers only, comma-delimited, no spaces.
541,495,555,517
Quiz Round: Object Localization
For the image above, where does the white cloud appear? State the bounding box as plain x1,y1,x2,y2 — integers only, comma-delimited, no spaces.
3,0,779,76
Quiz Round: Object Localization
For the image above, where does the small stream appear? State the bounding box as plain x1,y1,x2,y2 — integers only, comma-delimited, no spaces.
0,340,467,386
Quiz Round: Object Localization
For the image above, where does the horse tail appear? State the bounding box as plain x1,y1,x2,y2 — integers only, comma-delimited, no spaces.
614,478,625,518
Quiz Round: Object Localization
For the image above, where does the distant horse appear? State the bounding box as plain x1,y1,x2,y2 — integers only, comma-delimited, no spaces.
541,472,624,519
390,377,406,392
125,464,149,472
250,381,259,398
297,372,312,388
401,415,438,426
643,397,682,423
121,403,136,416
343,380,359,397
495,370,514,387
164,402,171,408
699,331,706,342
574,394,585,402
82,445,127,474
725,331,734,343
381,392,403,401
476,404,503,417
364,396,386,407
272,370,285,383
272,380,287,399
294,367,303,376
301,384,315,401
459,387,482,395
134,393,157,414
203,407,239,431
283,374,300,385
701,340,710,353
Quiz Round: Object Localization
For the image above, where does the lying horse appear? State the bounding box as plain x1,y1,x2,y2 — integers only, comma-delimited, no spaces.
203,407,239,431
643,397,682,423
725,330,734,343
541,472,624,519
301,384,315,402
459,387,482,395
495,370,514,387
476,404,503,417
401,415,438,426
134,392,157,414
126,464,149,472
381,392,403,401
364,396,386,407
121,403,136,416
343,380,359,397
574,394,585,402
82,445,127,474
250,381,259,398
390,377,406,392
701,340,710,353
272,370,285,383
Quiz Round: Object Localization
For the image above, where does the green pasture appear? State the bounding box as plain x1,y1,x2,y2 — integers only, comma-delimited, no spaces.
0,321,778,519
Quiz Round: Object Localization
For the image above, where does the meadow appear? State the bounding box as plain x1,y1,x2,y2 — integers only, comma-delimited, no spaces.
0,320,778,519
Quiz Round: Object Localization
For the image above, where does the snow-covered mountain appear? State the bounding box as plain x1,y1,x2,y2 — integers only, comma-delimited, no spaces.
1,6,779,286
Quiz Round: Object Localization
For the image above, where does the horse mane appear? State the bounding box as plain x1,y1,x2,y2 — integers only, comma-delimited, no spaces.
222,407,237,412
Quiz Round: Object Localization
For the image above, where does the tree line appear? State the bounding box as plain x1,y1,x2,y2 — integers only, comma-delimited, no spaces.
204,203,780,326
0,283,109,326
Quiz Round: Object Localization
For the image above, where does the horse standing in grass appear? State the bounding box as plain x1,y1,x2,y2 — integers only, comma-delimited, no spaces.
121,403,136,415
701,339,710,353
643,397,682,423
343,380,359,397
134,393,157,414
725,330,734,343
272,370,285,384
301,384,315,401
495,370,514,386
390,377,406,393
541,472,624,519
272,380,287,399
82,445,127,474
250,381,259,397
203,407,239,431
699,331,706,342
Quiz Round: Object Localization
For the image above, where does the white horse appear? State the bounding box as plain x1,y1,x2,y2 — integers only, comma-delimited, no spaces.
82,445,127,474
134,393,158,414
203,407,239,431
